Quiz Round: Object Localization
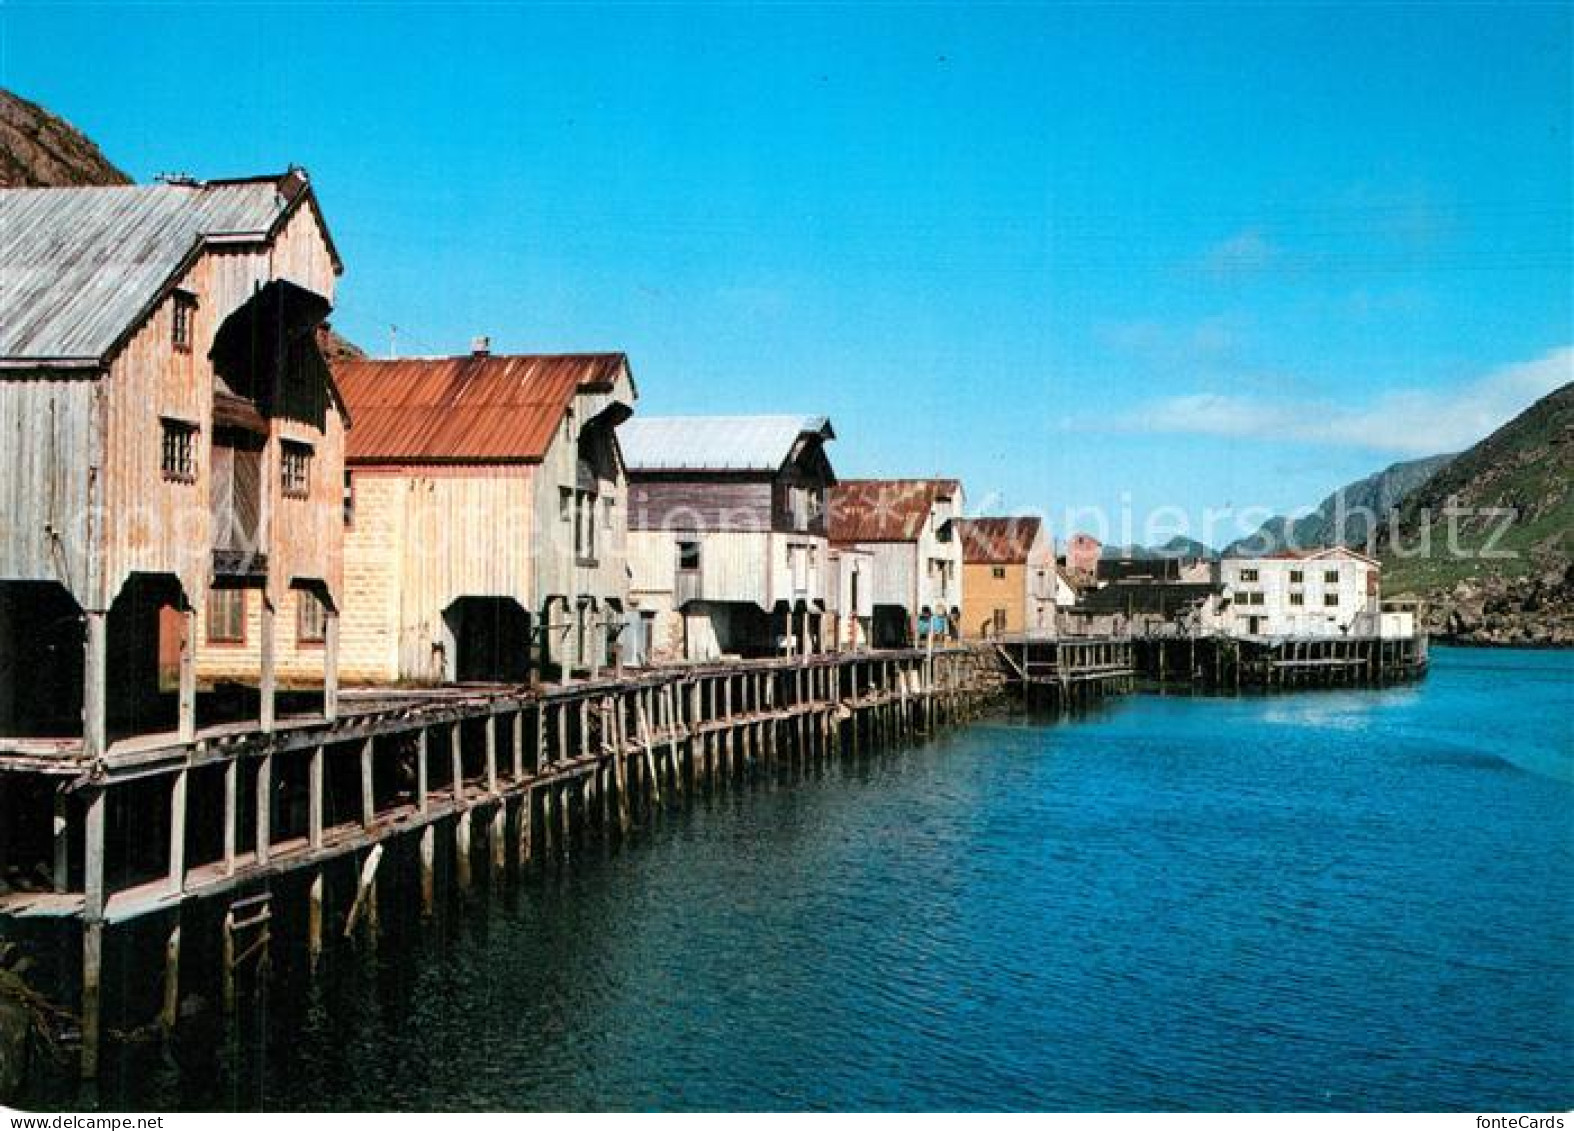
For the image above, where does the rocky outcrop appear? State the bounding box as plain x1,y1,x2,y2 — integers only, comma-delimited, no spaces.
1423,563,1574,647
0,87,129,187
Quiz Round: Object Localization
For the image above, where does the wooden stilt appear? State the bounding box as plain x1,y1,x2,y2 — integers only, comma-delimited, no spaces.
309,870,325,965
455,811,472,891
160,922,181,1032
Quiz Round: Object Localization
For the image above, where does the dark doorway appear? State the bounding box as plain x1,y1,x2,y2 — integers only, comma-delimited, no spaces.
872,604,910,649
107,574,185,738
0,581,84,736
445,598,531,683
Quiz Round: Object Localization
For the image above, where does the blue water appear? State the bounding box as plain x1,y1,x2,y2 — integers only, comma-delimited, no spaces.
94,647,1574,1111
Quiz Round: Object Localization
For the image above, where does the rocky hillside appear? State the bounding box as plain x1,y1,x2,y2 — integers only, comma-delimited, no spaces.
1224,453,1454,557
0,87,129,187
1379,382,1573,645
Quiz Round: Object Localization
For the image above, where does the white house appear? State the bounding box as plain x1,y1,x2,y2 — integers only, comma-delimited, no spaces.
1211,547,1389,638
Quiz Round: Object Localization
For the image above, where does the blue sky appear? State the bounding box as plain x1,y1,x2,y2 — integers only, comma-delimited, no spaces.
4,2,1570,547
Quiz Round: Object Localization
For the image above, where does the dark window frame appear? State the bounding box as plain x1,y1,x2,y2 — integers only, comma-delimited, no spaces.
207,588,247,645
281,440,313,499
297,590,328,646
172,291,197,353
160,417,198,483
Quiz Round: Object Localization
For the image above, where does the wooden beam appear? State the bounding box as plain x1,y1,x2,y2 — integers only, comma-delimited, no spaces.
178,605,197,742
360,738,374,828
83,611,107,761
255,753,272,865
167,767,187,894
323,611,340,722
259,596,276,733
309,745,324,849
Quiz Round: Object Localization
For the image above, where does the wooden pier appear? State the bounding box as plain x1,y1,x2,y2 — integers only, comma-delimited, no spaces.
1132,632,1429,690
992,636,1136,709
0,646,1002,1081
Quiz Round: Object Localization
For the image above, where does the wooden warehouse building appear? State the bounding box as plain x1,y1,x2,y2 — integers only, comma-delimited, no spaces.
622,415,837,663
0,169,347,757
334,348,636,685
828,478,966,648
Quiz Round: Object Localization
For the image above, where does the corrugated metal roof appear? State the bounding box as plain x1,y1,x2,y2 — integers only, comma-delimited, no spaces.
829,478,961,543
0,176,305,363
956,516,1043,564
336,353,630,463
620,414,833,472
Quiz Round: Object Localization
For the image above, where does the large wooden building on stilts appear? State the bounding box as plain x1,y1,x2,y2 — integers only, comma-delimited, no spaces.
333,349,637,685
0,170,349,749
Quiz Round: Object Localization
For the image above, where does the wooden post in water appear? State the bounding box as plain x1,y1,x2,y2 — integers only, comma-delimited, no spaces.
309,870,326,962
160,922,181,1033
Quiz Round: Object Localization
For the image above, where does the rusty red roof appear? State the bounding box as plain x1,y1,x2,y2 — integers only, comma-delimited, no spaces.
955,517,1044,564
829,478,961,543
336,353,628,463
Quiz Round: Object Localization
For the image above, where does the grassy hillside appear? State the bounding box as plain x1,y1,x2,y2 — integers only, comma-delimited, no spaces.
1380,382,1572,593
1377,382,1573,644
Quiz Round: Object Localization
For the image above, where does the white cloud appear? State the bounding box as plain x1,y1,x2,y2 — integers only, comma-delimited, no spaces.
1093,346,1573,455
1202,228,1276,275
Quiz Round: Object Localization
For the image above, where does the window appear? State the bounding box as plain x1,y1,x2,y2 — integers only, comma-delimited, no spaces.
992,608,1008,634
281,441,313,498
575,489,598,562
207,588,246,644
603,496,616,531
677,540,701,571
160,418,197,482
1324,592,1340,607
992,566,1007,580
1289,592,1305,607
1289,569,1303,584
559,486,573,521
297,590,327,645
172,291,197,352
342,471,356,527
1324,569,1340,584
1240,568,1259,582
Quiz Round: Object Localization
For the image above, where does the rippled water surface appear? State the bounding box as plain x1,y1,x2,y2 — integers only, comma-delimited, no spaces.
86,647,1574,1111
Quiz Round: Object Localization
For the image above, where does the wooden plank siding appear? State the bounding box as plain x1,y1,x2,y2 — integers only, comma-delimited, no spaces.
337,360,636,684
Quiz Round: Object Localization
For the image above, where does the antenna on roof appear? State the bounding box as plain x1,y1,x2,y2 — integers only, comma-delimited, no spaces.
154,172,200,187
389,325,399,360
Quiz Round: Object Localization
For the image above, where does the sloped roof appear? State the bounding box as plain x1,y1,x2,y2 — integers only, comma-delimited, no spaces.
829,478,961,543
956,516,1043,564
0,172,330,364
336,353,630,463
1258,546,1380,565
620,414,833,473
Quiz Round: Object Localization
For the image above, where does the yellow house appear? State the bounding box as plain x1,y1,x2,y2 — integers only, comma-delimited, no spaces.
956,517,1057,638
